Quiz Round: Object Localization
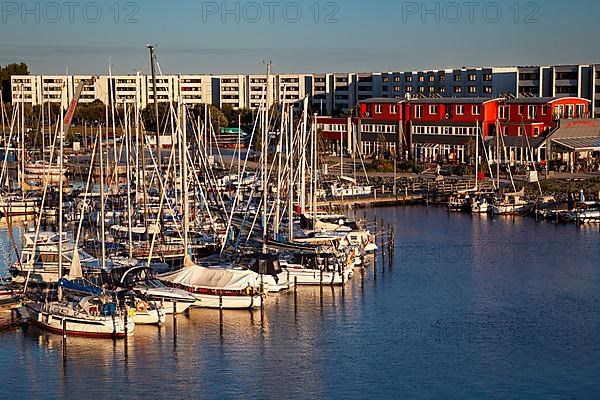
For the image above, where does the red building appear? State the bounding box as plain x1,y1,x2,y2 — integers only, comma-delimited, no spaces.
500,97,591,137
358,98,405,157
330,95,596,164
315,116,359,155
406,98,502,163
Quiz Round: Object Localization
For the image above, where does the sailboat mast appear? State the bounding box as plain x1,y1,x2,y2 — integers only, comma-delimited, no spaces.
99,124,107,271
300,97,308,214
288,104,294,242
182,104,189,252
262,61,272,254
21,85,25,194
148,44,161,171
475,121,479,192
58,107,64,282
124,103,134,259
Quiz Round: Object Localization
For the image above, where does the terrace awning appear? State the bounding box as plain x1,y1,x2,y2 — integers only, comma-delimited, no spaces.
551,137,600,151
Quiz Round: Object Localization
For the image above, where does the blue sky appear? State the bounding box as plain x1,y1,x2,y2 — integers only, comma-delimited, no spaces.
0,0,598,74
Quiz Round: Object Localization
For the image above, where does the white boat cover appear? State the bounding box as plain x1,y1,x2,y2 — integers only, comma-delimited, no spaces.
158,262,258,290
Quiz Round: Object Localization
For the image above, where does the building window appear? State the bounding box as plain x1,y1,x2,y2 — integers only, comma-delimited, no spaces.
499,106,508,119
393,86,402,92
394,76,402,82
518,127,524,136
472,105,481,115
415,105,422,118
534,127,540,136
428,86,435,93
418,76,425,82
454,86,462,93
454,74,462,81
554,105,564,119
405,75,413,82
429,105,438,114
375,105,382,114
484,86,492,94
518,105,524,115
390,105,397,114
456,105,465,115
439,87,446,93
429,75,435,82
468,74,477,81
406,85,413,92
418,86,425,93
527,105,538,119
439,74,446,82
484,74,493,81
541,105,548,115
468,86,477,93
576,104,585,117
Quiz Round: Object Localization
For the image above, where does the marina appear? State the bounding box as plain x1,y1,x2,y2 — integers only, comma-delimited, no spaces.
2,3,600,396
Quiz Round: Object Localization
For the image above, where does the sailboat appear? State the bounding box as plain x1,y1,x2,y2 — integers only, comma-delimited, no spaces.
23,103,134,338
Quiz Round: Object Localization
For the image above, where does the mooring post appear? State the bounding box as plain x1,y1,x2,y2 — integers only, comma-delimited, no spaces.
62,318,67,365
219,295,224,336
172,300,177,347
124,303,129,355
341,267,345,298
373,247,378,281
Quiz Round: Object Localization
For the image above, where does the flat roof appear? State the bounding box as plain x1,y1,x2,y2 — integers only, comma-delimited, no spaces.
552,137,600,151
360,98,405,104
506,96,590,104
408,97,501,105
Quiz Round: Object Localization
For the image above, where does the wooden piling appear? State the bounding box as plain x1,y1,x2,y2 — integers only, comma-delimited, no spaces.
173,300,177,347
62,318,67,365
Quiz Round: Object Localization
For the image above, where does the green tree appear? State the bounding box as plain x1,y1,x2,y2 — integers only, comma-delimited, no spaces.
142,102,177,133
1,63,30,103
191,104,228,134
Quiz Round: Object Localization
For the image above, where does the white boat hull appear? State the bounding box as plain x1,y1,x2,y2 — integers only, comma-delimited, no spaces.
191,293,262,309
25,303,134,338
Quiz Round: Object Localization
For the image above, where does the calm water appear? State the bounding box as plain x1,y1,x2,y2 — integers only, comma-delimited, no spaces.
1,207,600,400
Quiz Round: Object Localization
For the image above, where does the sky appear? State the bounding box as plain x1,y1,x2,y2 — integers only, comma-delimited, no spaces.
0,0,599,75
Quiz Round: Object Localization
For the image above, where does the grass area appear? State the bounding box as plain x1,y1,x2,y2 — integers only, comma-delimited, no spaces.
526,177,600,197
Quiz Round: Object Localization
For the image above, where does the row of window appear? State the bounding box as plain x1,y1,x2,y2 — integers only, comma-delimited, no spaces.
384,73,493,83
412,126,477,135
361,124,397,134
414,104,481,118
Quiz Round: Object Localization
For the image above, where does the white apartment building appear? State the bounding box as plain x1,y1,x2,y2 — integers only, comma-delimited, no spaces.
9,64,600,118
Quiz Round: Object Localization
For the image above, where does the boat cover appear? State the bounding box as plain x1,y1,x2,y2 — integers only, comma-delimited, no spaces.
158,263,258,290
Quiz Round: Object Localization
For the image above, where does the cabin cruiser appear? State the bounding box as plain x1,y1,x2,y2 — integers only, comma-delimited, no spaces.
492,189,534,216
158,260,263,309
9,232,101,285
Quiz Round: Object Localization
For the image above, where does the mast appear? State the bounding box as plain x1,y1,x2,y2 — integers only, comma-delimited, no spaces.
99,124,107,271
124,103,133,259
108,66,118,193
182,104,189,253
300,97,308,214
288,104,294,242
475,121,479,192
262,61,272,254
58,107,64,300
21,85,25,194
274,86,286,237
148,44,161,171
496,119,500,191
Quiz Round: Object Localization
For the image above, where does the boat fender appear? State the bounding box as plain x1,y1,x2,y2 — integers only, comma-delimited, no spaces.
136,301,148,313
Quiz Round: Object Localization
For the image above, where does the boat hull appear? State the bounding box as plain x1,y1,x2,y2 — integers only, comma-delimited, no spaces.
25,303,134,338
190,293,262,309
